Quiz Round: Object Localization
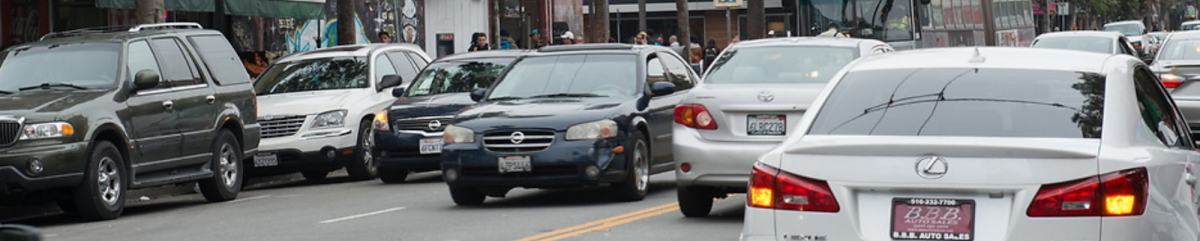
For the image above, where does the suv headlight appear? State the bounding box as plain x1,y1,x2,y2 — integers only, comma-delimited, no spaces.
311,110,347,129
566,120,618,140
21,122,74,140
443,125,475,144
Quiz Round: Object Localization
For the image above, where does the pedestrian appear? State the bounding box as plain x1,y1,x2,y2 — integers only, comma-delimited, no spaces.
529,29,546,49
703,39,719,73
655,36,664,46
635,32,649,45
469,32,492,52
817,23,848,38
574,35,586,44
767,30,777,38
379,31,393,43
669,35,679,47
560,31,575,45
608,37,617,43
497,29,515,49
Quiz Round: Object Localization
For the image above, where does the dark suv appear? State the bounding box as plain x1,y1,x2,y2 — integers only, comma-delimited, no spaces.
0,23,260,221
373,50,523,183
440,44,694,205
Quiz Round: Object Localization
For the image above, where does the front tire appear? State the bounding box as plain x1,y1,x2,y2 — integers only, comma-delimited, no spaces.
346,120,378,180
72,140,126,221
449,186,485,206
379,168,410,184
611,131,650,201
199,130,243,202
677,186,715,217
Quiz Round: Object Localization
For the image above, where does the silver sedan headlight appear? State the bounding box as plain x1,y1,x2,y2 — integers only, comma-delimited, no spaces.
311,110,347,129
21,122,75,140
566,120,618,140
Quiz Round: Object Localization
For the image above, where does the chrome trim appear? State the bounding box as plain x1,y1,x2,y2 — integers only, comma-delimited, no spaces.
394,115,455,121
483,135,554,140
300,129,353,139
136,84,208,95
483,143,553,148
0,116,25,147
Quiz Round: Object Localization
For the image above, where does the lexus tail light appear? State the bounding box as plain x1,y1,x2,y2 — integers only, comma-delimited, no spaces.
748,162,840,212
1027,167,1148,217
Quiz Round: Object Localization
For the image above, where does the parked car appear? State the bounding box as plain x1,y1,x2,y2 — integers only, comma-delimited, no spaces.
1103,20,1150,55
1150,30,1200,143
741,47,1200,241
252,44,431,181
1182,20,1200,31
440,44,694,205
0,23,260,221
373,50,524,183
673,37,893,217
1030,31,1143,60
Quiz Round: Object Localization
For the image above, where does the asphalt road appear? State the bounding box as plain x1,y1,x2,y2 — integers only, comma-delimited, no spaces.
4,170,745,241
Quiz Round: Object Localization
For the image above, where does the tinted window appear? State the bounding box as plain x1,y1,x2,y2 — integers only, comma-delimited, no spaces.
374,54,398,82
1158,39,1200,60
254,57,368,95
187,35,251,84
659,53,695,90
706,46,857,84
808,68,1105,138
0,42,119,92
1134,68,1188,147
127,41,168,90
407,58,511,97
489,54,637,100
1031,37,1114,54
152,38,202,86
386,52,421,81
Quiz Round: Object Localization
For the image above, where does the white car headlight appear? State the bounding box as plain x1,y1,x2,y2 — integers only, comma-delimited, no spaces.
566,120,618,140
21,122,74,140
443,125,475,144
311,110,347,129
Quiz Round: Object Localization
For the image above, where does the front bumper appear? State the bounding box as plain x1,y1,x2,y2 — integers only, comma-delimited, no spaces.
0,141,89,202
252,130,357,174
674,127,778,189
373,130,442,172
441,134,627,188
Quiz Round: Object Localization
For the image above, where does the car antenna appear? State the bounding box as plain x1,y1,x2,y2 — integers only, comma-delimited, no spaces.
968,47,986,63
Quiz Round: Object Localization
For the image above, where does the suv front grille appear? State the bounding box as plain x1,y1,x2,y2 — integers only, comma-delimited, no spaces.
259,115,306,138
0,120,19,147
483,130,555,153
394,116,453,132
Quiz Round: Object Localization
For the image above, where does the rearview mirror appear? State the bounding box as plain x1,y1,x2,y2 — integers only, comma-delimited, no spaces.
378,74,403,91
391,87,407,98
651,82,676,96
134,69,160,90
470,88,487,102
0,225,42,241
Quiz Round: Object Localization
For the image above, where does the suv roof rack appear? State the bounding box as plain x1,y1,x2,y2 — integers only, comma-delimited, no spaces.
39,22,203,41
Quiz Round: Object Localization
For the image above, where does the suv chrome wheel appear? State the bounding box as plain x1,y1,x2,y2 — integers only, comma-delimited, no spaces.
97,156,121,206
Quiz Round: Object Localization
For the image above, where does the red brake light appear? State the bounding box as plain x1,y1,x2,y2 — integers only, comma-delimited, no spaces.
1163,80,1183,88
748,162,840,212
1027,167,1147,217
673,104,718,130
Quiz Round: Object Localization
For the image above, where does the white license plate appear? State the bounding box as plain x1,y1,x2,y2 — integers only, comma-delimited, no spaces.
419,138,443,154
253,153,279,167
747,114,786,135
498,156,531,173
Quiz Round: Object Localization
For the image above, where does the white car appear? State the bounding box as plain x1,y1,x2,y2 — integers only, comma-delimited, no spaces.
252,44,431,180
673,37,893,217
742,47,1200,241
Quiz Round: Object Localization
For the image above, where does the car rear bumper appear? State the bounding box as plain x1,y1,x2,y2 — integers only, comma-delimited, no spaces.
674,127,777,189
441,137,627,188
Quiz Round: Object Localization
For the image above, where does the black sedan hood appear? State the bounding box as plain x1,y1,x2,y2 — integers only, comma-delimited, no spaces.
388,93,478,119
453,98,625,131
0,90,109,116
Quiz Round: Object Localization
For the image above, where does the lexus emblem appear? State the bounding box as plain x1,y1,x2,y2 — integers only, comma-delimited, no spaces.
428,120,443,130
757,91,775,102
915,156,948,179
510,131,525,144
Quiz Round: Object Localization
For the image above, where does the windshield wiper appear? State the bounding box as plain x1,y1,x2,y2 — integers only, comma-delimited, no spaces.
528,93,607,98
18,83,88,91
0,90,11,95
487,96,526,101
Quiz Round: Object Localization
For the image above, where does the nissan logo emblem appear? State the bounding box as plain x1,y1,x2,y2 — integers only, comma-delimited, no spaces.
428,120,443,130
510,131,525,144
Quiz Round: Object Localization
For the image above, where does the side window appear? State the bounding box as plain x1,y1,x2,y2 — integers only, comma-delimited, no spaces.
1134,67,1188,148
646,55,668,87
374,54,399,82
127,40,167,90
658,53,694,91
406,52,429,69
187,35,251,84
386,52,421,81
152,38,202,87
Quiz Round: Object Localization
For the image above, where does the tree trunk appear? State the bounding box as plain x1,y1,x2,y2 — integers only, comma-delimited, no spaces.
595,0,611,43
136,0,163,24
1043,1,1051,33
337,0,357,46
747,0,766,39
638,0,647,33
677,0,691,63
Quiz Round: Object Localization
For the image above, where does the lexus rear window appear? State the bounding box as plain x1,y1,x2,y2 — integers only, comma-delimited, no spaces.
808,68,1105,138
1030,37,1113,54
705,46,857,84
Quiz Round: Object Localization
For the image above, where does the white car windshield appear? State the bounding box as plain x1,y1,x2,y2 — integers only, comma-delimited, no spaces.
254,57,369,95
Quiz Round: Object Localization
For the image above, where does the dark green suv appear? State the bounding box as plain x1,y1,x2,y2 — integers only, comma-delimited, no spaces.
0,23,261,221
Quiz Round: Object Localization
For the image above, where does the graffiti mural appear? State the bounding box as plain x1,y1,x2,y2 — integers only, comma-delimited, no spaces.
2,0,49,49
229,0,419,54
398,0,425,46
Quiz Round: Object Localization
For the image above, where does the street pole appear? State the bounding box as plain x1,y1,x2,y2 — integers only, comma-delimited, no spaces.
135,0,163,24
748,0,765,39
726,8,732,44
337,0,356,45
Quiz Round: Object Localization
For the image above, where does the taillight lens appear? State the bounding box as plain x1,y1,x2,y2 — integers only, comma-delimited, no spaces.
1027,167,1148,217
674,104,718,130
748,162,840,212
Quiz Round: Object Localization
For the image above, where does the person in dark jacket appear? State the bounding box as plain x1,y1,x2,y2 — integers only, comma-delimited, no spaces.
702,39,719,73
468,32,492,52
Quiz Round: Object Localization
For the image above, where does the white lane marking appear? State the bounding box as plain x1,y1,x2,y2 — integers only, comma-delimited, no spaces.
318,207,407,224
227,195,272,204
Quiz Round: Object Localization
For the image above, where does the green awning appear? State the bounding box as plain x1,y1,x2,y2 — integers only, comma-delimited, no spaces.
97,0,325,19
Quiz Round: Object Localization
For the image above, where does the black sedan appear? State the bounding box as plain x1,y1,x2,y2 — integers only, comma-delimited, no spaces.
440,44,695,205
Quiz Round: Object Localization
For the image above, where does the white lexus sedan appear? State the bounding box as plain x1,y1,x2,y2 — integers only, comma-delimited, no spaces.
742,47,1200,241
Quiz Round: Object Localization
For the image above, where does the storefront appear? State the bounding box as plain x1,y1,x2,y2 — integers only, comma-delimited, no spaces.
584,0,789,50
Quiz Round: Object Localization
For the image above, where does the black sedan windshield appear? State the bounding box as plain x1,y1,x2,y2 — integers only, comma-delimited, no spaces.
407,58,511,97
488,54,637,100
254,57,368,95
0,42,120,92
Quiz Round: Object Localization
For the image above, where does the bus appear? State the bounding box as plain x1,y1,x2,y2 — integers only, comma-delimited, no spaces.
798,0,1037,49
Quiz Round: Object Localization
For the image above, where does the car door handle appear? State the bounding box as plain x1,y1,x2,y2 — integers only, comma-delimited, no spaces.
206,95,216,104
162,100,174,110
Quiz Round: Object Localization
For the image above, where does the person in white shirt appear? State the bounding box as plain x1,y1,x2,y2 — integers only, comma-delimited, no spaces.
817,23,848,38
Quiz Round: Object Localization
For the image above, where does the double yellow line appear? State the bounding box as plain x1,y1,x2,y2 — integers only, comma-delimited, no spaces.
514,202,681,241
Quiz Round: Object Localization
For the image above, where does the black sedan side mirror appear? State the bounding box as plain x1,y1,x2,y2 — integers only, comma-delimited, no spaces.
391,87,408,98
134,69,160,91
650,82,676,96
470,88,487,102
0,225,42,241
378,74,403,91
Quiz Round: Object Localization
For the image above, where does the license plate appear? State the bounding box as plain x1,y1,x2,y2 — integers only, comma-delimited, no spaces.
253,153,279,167
498,156,531,173
747,114,786,135
891,198,975,241
419,138,443,154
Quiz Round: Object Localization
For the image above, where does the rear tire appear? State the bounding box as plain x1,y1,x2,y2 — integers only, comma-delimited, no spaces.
677,186,715,217
379,168,410,184
611,131,650,202
301,170,329,180
72,140,125,221
346,120,379,180
199,130,243,202
449,186,485,206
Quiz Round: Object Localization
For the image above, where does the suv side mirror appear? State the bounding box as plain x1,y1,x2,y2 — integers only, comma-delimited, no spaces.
378,74,403,91
470,88,487,102
134,69,160,90
0,225,42,241
651,82,676,96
